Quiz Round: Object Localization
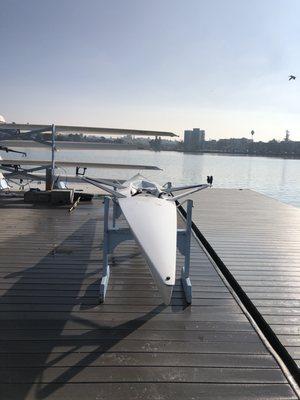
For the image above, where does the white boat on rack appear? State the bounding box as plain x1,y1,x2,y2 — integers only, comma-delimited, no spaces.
118,186,177,303
85,173,208,304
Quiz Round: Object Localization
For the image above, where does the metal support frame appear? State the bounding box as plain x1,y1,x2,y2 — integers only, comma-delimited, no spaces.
46,124,56,190
100,196,133,301
0,124,56,191
51,124,56,187
100,196,194,304
177,199,193,303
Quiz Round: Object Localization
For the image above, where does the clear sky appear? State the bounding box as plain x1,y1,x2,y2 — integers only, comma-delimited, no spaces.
1,0,300,140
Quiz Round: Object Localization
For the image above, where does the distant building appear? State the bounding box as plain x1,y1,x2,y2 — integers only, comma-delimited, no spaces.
184,128,205,151
123,134,133,144
284,130,290,142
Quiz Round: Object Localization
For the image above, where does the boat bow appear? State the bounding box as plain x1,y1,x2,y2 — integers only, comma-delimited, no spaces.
118,195,177,304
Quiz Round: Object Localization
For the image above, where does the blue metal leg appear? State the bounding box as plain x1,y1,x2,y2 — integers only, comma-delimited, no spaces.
180,199,193,304
112,187,117,228
100,196,133,303
100,196,110,302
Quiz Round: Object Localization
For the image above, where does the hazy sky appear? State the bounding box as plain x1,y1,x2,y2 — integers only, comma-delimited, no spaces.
1,0,300,140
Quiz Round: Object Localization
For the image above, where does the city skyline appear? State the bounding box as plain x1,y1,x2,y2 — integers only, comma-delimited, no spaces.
1,0,300,141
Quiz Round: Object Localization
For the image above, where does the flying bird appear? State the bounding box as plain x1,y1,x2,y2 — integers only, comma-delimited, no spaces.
289,75,296,81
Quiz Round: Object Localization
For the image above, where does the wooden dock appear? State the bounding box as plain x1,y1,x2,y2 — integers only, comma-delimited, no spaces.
0,195,298,399
189,188,300,388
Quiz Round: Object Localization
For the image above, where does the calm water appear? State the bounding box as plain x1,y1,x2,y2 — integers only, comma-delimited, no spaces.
4,148,300,208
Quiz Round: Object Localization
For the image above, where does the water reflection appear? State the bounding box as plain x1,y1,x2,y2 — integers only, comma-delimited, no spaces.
3,148,300,208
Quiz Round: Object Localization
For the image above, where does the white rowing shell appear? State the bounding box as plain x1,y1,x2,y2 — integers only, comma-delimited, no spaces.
118,195,177,304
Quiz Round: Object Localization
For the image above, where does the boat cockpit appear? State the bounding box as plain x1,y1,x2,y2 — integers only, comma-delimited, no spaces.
130,179,160,196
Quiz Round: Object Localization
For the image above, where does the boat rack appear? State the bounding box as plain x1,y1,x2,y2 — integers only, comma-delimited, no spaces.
100,195,194,304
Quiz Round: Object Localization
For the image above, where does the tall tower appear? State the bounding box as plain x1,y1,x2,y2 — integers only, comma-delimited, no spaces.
184,128,205,151
285,130,290,142
250,130,255,141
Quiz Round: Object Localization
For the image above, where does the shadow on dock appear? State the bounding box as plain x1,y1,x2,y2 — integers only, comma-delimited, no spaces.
0,218,168,400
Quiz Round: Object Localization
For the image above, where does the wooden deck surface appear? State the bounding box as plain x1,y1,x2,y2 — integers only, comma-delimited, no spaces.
190,189,300,380
0,196,297,399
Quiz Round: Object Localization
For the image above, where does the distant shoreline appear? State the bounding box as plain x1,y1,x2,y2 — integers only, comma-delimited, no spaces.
1,140,299,160
177,150,300,160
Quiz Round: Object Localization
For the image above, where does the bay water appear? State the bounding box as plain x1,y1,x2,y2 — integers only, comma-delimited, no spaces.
4,148,300,208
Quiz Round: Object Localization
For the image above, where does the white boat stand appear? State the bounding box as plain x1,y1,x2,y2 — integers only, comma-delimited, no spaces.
100,196,194,304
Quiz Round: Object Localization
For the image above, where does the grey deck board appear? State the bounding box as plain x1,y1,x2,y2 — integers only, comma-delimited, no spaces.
0,352,278,368
0,383,295,400
190,188,300,378
0,197,297,399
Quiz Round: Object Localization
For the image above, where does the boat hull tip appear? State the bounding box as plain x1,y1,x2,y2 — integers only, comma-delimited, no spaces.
119,195,177,304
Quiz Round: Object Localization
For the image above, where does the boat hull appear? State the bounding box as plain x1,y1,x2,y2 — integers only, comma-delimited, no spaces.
119,195,177,304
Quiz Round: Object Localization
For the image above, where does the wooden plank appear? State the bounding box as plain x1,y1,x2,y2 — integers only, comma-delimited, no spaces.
0,329,260,343
0,366,286,384
0,383,296,400
0,339,267,354
0,352,278,368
